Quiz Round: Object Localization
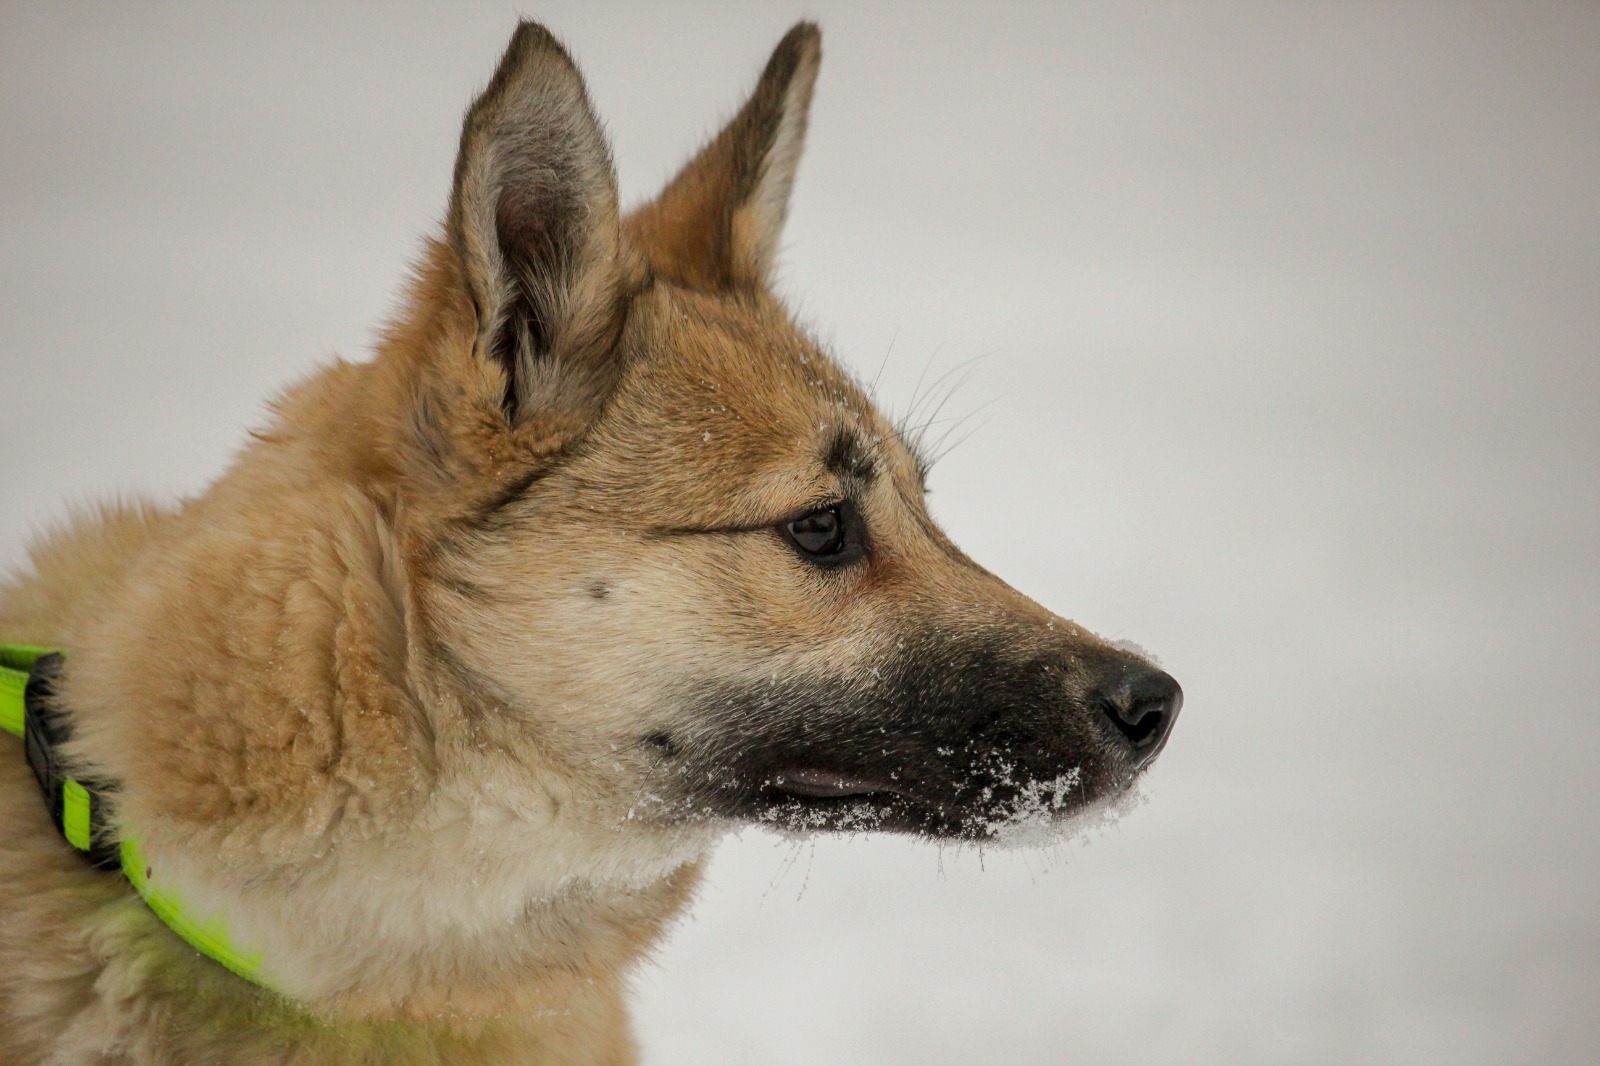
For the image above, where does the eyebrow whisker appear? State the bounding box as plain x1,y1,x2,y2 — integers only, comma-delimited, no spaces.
869,329,899,396
925,405,998,472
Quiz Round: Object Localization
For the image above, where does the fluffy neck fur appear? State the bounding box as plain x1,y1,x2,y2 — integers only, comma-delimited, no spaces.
35,260,710,1027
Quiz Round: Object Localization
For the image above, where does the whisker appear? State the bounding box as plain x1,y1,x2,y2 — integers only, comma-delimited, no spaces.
902,345,948,432
904,351,987,427
905,367,979,450
926,409,998,470
870,329,899,396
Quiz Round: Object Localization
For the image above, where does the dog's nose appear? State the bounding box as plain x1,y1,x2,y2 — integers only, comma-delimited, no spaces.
1092,663,1181,765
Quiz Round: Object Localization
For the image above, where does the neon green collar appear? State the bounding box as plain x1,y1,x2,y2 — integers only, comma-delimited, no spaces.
1,645,272,990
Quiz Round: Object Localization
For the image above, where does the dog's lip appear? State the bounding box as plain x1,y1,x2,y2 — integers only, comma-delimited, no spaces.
768,768,903,799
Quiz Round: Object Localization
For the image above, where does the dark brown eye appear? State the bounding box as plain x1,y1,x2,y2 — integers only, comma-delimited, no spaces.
785,507,845,557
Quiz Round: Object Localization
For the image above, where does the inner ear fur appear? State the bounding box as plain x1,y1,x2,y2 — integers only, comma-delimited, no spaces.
626,22,822,292
446,21,640,428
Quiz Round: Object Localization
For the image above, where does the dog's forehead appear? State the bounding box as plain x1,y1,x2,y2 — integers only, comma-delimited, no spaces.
570,286,904,525
645,288,863,414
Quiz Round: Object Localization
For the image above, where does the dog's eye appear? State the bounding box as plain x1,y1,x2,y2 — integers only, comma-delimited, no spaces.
777,501,867,568
784,507,845,557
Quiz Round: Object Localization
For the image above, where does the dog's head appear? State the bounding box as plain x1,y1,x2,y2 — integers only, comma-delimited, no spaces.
359,23,1179,857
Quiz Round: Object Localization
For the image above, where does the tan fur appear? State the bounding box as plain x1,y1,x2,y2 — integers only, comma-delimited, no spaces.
0,20,1161,1065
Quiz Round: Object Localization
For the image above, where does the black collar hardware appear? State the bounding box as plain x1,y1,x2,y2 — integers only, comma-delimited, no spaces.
23,652,120,869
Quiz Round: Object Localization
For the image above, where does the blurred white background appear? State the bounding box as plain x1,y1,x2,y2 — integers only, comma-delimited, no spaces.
2,3,1596,1063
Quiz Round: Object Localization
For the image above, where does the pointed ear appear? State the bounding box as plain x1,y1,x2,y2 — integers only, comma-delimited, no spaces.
447,22,636,425
627,22,821,291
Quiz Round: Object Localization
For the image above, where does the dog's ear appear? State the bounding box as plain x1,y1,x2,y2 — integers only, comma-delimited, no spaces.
446,22,634,425
627,22,821,291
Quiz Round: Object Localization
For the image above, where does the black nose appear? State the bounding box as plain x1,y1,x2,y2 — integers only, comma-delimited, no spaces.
1092,663,1182,764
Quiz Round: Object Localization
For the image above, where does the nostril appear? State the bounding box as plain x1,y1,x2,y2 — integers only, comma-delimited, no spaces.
1095,668,1182,754
1098,696,1166,745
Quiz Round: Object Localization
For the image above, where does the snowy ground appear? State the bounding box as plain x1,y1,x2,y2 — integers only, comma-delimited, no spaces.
2,4,1597,1063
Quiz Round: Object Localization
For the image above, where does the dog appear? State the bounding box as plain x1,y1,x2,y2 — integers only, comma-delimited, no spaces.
0,21,1180,1064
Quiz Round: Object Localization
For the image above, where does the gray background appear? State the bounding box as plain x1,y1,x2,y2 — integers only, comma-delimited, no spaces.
2,3,1596,1063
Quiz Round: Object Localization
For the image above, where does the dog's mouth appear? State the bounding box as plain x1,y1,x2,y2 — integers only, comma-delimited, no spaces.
717,753,1131,841
749,768,932,836
767,768,904,799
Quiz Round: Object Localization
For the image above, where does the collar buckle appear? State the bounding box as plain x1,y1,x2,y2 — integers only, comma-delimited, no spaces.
23,653,120,870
